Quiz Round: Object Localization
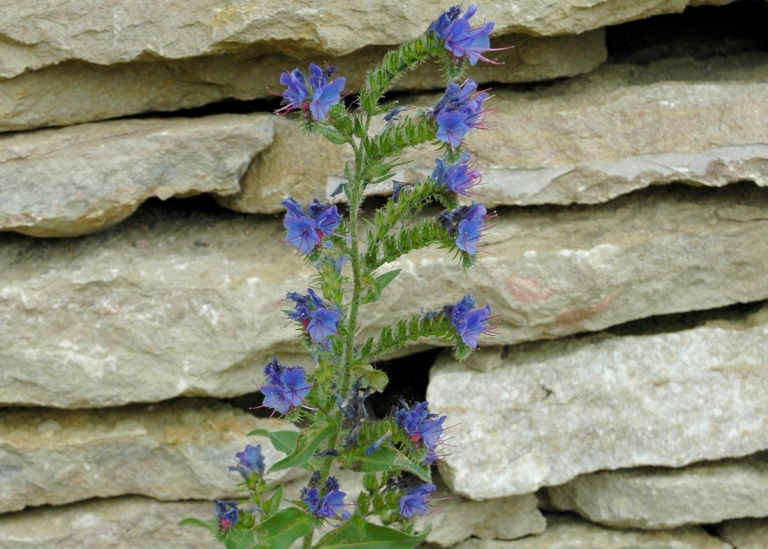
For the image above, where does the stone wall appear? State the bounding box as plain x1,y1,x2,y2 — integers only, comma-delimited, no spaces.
1,1,768,547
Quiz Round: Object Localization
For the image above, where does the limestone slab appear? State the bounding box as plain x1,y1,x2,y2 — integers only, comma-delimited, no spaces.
0,496,218,549
0,114,272,237
716,518,768,549
0,400,297,513
429,305,768,499
547,453,768,529
452,513,731,549
417,493,545,547
227,53,768,213
4,184,768,407
0,31,605,133
0,1,721,78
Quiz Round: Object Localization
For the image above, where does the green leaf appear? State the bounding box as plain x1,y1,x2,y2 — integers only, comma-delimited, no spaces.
247,429,299,455
269,422,337,473
314,125,348,145
253,507,313,549
178,517,217,534
315,515,430,549
354,446,431,482
224,527,258,549
263,484,283,515
375,269,401,292
349,364,389,393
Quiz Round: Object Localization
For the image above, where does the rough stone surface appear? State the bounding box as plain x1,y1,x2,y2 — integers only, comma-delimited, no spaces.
227,53,768,213
4,183,768,407
0,400,297,513
0,31,604,133
716,518,768,549
0,1,722,78
428,305,768,499
0,496,218,549
416,493,545,547
0,114,272,237
547,453,768,529
451,513,731,549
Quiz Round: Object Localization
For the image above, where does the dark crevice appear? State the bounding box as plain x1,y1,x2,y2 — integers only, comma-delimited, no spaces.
605,299,767,337
607,0,768,64
366,349,442,419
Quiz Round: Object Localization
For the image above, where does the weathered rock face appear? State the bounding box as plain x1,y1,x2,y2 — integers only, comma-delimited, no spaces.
715,518,768,549
225,52,768,213
416,493,545,547
0,497,218,549
0,1,723,78
0,114,273,237
547,453,768,529
0,400,297,513
5,183,768,407
452,513,731,549
429,306,768,499
0,31,605,133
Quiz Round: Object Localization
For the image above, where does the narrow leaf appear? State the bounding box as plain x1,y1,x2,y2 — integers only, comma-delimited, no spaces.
374,269,401,292
354,446,431,482
315,515,430,549
224,527,258,549
178,517,217,533
254,507,313,549
247,429,299,455
269,422,337,473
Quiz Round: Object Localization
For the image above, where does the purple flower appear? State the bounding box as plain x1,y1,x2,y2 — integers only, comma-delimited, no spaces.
399,483,436,518
437,202,487,256
301,476,351,520
286,289,341,348
214,500,240,531
277,63,346,121
432,79,490,149
432,152,481,196
282,198,341,255
229,444,266,480
394,401,446,458
430,4,494,66
444,295,492,348
260,358,311,414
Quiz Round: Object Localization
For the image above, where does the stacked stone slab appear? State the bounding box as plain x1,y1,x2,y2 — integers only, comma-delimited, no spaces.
1,0,768,547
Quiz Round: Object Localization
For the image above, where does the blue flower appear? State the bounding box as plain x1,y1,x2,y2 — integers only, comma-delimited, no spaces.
282,198,341,255
229,444,266,480
260,358,311,414
214,499,240,531
432,79,490,149
432,152,481,196
286,289,341,348
394,401,446,459
399,483,436,518
444,295,492,348
436,202,487,256
278,64,346,121
429,4,494,66
301,476,351,520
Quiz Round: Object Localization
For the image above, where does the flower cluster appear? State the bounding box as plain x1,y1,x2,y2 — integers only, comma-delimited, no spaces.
429,4,494,66
214,500,240,531
437,202,487,256
283,197,341,255
301,473,351,521
399,482,437,518
444,295,492,349
260,358,311,414
229,444,266,481
432,152,481,196
278,63,346,121
432,79,490,149
286,289,342,348
394,400,446,464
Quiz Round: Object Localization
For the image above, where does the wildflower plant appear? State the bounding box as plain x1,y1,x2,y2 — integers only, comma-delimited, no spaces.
182,5,498,548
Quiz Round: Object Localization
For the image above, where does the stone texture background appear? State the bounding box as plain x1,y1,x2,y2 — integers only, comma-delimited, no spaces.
1,1,768,547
